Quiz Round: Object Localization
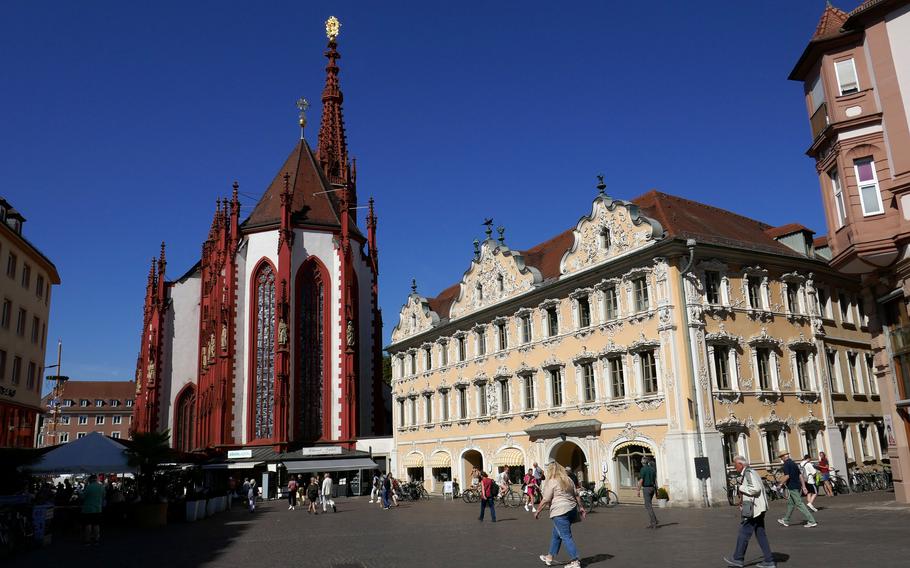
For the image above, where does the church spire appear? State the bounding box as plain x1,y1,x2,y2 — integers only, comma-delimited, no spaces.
317,16,351,188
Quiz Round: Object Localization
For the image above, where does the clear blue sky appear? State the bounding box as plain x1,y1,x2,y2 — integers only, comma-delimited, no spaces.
0,1,836,387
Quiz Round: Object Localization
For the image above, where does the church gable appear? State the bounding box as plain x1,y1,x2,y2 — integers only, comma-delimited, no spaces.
448,238,541,320
391,290,440,343
560,193,663,276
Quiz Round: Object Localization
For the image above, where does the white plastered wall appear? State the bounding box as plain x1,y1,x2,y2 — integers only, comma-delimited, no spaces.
159,275,200,434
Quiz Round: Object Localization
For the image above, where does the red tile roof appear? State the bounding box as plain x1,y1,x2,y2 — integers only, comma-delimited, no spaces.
812,3,849,41
813,236,830,248
418,190,815,320
763,223,815,239
242,140,342,229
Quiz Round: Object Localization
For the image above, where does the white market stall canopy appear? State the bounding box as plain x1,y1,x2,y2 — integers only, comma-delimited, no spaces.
27,432,136,474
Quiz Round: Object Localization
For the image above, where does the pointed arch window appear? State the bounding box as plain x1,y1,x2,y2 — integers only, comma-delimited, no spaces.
174,385,196,452
296,258,332,441
252,262,276,440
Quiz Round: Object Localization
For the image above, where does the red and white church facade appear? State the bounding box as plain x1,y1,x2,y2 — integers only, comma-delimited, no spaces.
132,23,387,454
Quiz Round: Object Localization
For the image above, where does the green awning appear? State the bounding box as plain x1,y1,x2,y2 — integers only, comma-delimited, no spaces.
525,419,602,438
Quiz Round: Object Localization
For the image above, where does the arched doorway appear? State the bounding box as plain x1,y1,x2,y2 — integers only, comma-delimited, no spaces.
613,443,655,490
462,449,483,487
174,385,196,452
550,441,589,487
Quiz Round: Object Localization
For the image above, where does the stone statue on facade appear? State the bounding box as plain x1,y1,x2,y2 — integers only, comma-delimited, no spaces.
278,319,289,346
221,323,228,350
347,320,355,347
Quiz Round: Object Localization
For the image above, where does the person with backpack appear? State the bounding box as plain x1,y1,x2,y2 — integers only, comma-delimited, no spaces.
800,454,819,512
478,471,497,522
723,455,775,568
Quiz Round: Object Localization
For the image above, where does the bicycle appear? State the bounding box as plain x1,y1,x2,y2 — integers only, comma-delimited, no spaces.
496,485,523,508
726,470,740,506
830,468,850,495
461,486,480,504
581,477,619,509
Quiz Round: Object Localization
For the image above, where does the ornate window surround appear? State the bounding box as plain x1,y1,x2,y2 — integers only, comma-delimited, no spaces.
594,277,623,323
741,265,772,318
780,271,809,322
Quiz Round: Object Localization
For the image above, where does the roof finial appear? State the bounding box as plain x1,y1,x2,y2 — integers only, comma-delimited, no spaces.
497,226,505,245
411,278,417,294
473,238,481,259
596,174,606,195
482,217,493,239
297,97,309,138
232,181,239,203
326,16,341,40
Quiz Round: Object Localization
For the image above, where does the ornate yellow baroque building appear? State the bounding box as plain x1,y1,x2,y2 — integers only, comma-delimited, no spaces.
387,182,885,506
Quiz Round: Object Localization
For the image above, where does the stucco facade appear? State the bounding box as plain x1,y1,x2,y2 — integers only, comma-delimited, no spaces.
388,187,883,506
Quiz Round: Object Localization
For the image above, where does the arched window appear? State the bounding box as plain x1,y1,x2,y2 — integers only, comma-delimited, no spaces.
174,385,196,452
296,258,331,441
252,262,276,440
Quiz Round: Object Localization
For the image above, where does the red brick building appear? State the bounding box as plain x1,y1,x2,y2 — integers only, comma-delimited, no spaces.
38,380,136,446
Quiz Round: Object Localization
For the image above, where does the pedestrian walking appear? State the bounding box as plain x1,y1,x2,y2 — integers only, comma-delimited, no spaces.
532,461,544,483
523,470,539,513
800,454,819,512
478,471,497,522
535,462,585,568
321,473,336,513
390,475,401,507
817,451,833,497
470,466,480,489
81,474,105,545
381,472,392,509
247,479,257,513
723,456,776,568
776,451,817,528
306,477,320,514
370,471,380,503
637,456,659,529
287,477,298,511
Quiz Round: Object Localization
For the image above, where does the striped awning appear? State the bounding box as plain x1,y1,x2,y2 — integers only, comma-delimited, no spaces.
613,440,654,454
493,448,524,466
429,452,452,468
402,453,424,468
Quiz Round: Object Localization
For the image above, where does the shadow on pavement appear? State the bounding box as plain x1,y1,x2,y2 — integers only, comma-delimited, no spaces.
581,553,615,565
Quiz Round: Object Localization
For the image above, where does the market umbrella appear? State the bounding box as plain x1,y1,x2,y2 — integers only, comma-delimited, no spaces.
27,432,136,474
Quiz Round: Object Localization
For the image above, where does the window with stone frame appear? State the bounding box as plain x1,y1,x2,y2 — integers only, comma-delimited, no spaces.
865,353,877,395
476,328,487,357
477,383,488,416
409,352,417,375
409,397,418,425
424,346,432,371
764,429,782,462
439,342,448,367
608,356,625,398
604,285,619,320
599,227,611,250
440,389,450,421
496,321,508,351
640,350,658,394
838,292,853,324
785,282,802,315
519,313,532,344
546,306,559,337
578,296,592,328
581,362,596,403
498,379,511,414
723,432,739,467
521,373,536,410
856,295,868,327
457,335,467,362
794,350,812,391
747,276,764,310
549,368,563,407
755,347,772,390
817,287,832,319
457,386,468,419
713,345,732,390
704,271,722,305
424,393,433,424
826,350,844,393
804,429,819,458
847,352,862,395
633,277,649,312
397,399,405,427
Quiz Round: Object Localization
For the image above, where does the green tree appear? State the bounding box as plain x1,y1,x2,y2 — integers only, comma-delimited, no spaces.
382,353,392,385
126,429,173,500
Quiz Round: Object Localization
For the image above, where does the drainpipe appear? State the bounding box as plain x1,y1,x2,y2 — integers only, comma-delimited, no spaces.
677,239,711,507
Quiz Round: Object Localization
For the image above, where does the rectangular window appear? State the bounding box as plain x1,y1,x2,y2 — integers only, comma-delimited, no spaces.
126,400,133,407
36,275,44,298
423,347,432,371
26,361,36,390
520,314,532,344
705,271,721,304
0,299,10,329
60,416,70,425
723,432,739,467
522,375,535,410
476,328,486,357
110,399,120,407
441,390,449,421
80,399,89,407
578,297,591,328
6,253,16,279
848,352,860,394
834,58,859,95
810,73,826,111
0,349,6,381
398,400,405,426
786,283,800,314
549,368,563,407
499,380,510,414
16,308,26,336
457,336,466,362
609,357,625,398
440,343,448,366
756,348,772,390
713,346,730,390
424,394,433,423
839,292,852,323
826,350,842,393
641,351,658,394
11,356,22,385
78,415,88,425
77,432,86,440
582,362,595,402
96,415,105,425
21,263,30,288
633,277,649,312
854,159,884,216
31,317,39,343
604,286,619,320
866,354,877,394
59,432,69,443
795,351,810,391
818,288,831,318
113,415,122,425
478,385,488,416
458,388,468,419
829,169,847,228
747,276,763,309
546,306,559,337
409,398,417,425
857,296,867,326
111,432,121,439
497,321,508,351
765,430,781,461
805,431,819,460
409,353,416,375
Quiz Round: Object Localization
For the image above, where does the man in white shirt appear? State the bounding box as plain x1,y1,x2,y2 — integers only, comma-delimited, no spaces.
800,454,819,512
321,473,336,513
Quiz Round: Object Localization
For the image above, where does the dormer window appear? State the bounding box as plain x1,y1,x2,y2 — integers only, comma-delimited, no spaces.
599,228,611,250
476,283,484,302
95,399,104,407
80,399,89,407
834,58,859,95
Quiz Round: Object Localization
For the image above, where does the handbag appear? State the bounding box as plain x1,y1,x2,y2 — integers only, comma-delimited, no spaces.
741,497,754,518
569,506,582,524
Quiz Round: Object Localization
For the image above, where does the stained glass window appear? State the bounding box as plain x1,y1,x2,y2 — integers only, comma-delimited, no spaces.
300,263,326,440
254,264,276,440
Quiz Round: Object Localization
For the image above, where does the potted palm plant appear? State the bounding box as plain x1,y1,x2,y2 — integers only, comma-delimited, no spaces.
656,486,670,508
126,429,173,526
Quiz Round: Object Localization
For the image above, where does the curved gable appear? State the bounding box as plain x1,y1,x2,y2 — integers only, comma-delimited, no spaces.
448,240,542,320
391,293,441,343
560,195,663,276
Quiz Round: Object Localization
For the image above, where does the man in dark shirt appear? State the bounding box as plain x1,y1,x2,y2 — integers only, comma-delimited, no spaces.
777,451,817,528
637,457,659,529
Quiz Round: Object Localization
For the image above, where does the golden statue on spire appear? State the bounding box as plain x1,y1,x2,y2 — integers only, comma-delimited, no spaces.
326,16,341,41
